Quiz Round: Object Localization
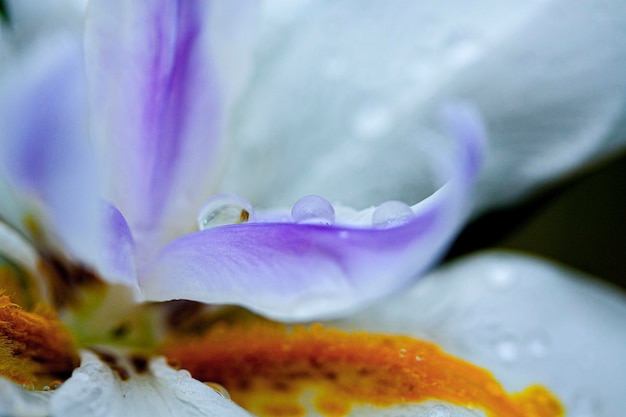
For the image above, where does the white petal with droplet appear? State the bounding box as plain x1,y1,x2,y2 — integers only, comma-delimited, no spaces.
333,251,626,416
222,0,626,217
291,195,335,225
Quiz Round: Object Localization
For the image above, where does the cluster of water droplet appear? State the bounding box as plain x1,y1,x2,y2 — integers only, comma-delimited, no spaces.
197,193,415,230
41,381,62,392
289,195,414,228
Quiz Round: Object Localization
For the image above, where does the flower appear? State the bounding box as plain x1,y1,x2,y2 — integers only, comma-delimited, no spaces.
0,0,480,322
0,1,625,417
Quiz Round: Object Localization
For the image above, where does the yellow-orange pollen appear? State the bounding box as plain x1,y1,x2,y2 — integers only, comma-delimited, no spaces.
0,294,79,389
162,321,563,417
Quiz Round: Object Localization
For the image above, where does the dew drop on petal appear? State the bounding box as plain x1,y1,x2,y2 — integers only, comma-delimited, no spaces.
526,333,549,359
486,265,516,291
428,404,451,417
291,195,335,225
177,369,192,379
204,382,231,400
197,193,255,230
372,200,413,228
72,372,90,383
570,393,603,417
445,32,481,66
494,336,519,363
21,382,34,391
351,103,393,141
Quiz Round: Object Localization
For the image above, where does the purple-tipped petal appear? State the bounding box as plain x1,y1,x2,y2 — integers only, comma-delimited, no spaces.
0,35,103,267
140,106,484,321
84,0,258,255
99,204,137,288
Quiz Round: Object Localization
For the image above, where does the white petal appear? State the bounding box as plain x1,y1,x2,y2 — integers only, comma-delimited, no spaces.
49,351,252,417
222,0,626,215
333,251,626,416
0,378,50,417
449,0,626,211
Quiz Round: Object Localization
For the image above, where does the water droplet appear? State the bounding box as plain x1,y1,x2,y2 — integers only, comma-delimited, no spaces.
204,382,231,400
42,386,51,392
494,336,519,363
72,372,90,382
399,348,407,358
428,404,451,417
415,355,423,361
406,59,437,82
570,393,603,417
526,333,549,359
486,265,516,291
351,103,393,141
177,369,192,379
291,195,335,225
450,41,479,64
445,32,480,66
197,193,255,230
372,201,413,228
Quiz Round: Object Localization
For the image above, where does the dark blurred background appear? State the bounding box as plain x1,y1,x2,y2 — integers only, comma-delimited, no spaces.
448,151,626,290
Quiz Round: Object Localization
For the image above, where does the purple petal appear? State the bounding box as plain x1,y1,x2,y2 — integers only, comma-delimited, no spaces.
140,105,484,321
99,204,137,288
0,35,103,267
84,0,257,254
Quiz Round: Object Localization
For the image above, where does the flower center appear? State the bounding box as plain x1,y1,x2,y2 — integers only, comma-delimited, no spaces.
161,320,564,417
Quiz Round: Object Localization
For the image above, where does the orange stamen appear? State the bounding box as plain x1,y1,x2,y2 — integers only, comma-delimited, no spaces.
162,321,563,417
0,295,79,388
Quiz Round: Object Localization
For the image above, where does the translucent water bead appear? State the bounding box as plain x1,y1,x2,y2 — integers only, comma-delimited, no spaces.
197,194,255,230
291,195,335,225
372,200,414,228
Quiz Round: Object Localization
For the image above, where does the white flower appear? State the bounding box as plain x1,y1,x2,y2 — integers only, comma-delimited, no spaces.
0,1,625,416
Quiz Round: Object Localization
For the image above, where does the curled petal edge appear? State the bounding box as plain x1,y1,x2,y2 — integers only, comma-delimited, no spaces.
140,104,484,321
